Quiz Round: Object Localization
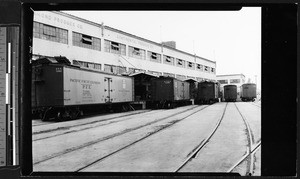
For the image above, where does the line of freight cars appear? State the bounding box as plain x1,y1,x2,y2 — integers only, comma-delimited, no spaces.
223,83,257,102
148,78,220,108
31,56,221,121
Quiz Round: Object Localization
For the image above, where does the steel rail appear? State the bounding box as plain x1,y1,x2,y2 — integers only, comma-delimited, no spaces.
174,102,228,172
227,141,261,173
232,103,255,175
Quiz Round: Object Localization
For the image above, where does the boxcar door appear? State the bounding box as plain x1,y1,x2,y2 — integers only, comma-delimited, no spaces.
104,77,112,103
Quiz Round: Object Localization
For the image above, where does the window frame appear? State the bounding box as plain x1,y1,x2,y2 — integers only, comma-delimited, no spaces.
230,79,241,84
187,61,195,70
33,21,68,44
148,51,161,63
104,40,126,55
163,55,174,65
73,31,101,51
128,46,145,59
218,80,228,84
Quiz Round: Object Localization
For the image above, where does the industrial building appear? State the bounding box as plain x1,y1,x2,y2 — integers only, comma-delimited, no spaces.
32,11,217,82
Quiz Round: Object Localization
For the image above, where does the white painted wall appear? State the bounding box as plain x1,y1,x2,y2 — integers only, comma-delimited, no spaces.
33,11,216,81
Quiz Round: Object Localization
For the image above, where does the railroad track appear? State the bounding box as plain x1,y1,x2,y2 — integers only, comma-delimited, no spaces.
174,102,260,175
174,102,228,172
33,110,158,141
32,110,152,127
33,105,210,166
249,102,261,108
227,141,261,174
76,104,216,172
231,103,256,175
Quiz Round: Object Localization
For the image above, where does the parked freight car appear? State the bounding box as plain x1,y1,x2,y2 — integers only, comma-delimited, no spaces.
32,56,134,121
184,78,198,100
150,77,190,108
224,85,237,102
196,81,220,104
240,83,257,102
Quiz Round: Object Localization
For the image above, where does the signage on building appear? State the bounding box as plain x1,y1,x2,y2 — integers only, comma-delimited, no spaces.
35,12,83,30
116,35,154,50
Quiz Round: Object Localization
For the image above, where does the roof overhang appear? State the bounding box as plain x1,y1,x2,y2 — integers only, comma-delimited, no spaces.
184,78,198,83
129,71,159,78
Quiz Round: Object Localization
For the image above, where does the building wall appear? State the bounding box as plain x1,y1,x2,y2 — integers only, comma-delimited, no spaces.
33,11,216,81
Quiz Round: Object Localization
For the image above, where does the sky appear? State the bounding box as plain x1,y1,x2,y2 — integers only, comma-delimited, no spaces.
64,8,261,90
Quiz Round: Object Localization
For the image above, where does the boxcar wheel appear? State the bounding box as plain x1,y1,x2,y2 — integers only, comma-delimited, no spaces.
41,113,49,121
55,111,64,122
41,108,52,121
69,111,77,120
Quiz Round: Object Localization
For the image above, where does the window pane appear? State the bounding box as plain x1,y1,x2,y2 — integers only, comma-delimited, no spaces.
230,79,240,83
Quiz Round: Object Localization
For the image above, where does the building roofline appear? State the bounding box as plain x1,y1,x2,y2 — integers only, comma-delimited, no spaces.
105,26,215,64
216,74,245,77
53,11,104,29
51,11,215,64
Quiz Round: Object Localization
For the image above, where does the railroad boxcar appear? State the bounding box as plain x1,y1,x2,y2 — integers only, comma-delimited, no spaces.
150,77,190,108
196,81,220,104
184,78,198,100
32,56,134,121
240,83,257,102
224,85,237,102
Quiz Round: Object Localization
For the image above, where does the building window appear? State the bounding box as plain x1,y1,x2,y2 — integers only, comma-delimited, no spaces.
72,32,101,51
204,66,211,72
117,66,127,74
104,64,115,73
230,79,241,84
43,24,56,37
218,80,228,84
94,64,101,70
103,65,126,74
163,72,175,78
73,60,102,71
33,22,68,44
176,59,185,68
104,40,126,55
163,55,175,65
148,51,161,63
81,34,92,45
196,64,203,71
187,61,195,70
111,42,119,51
211,67,215,73
128,46,145,59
